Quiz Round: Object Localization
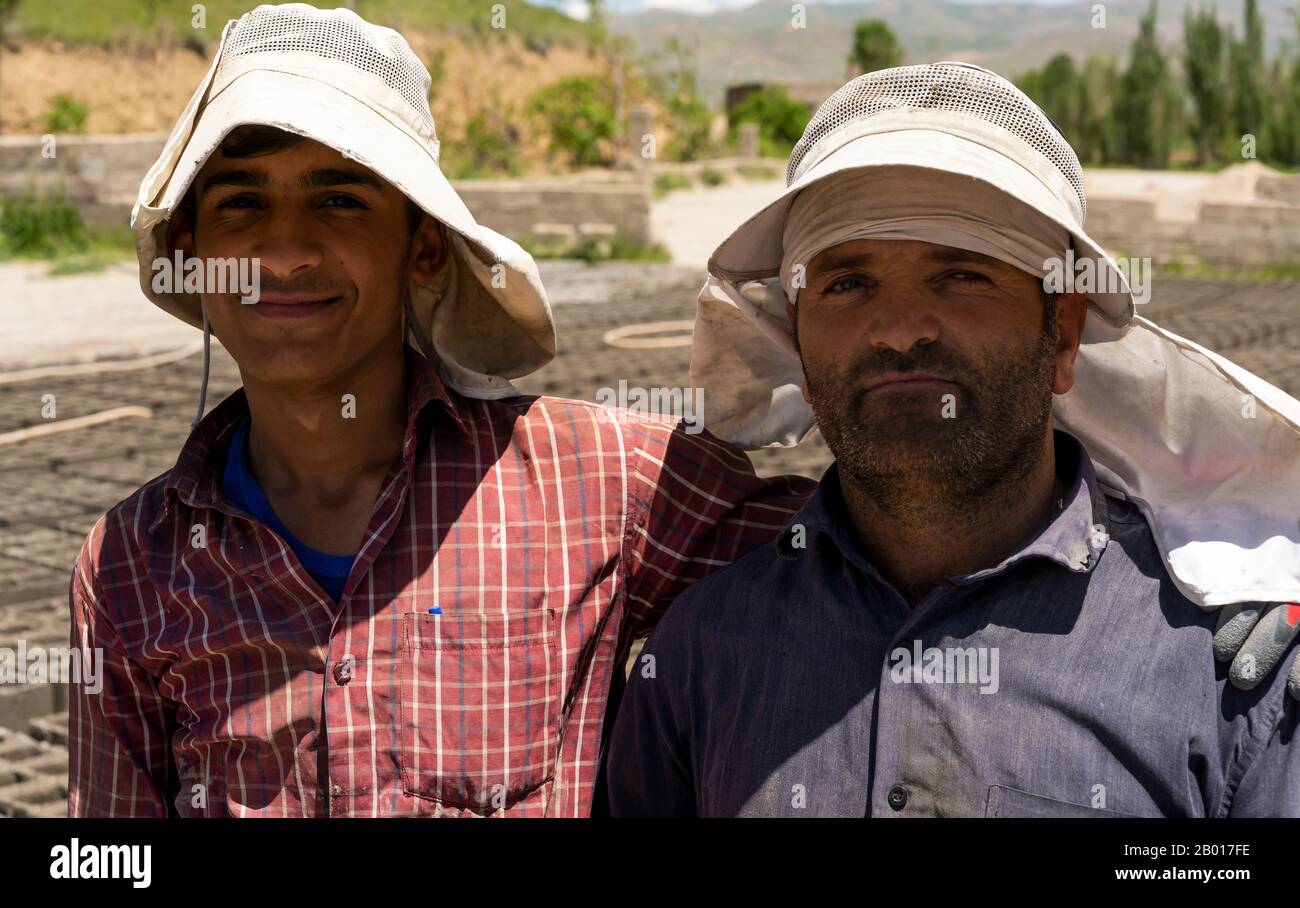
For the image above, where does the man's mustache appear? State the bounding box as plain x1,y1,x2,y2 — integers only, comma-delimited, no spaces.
851,347,974,392
253,276,351,297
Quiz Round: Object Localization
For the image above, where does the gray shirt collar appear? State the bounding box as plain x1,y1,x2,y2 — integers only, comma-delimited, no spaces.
778,429,1112,583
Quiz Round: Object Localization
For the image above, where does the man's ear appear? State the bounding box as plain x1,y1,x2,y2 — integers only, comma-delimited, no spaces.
1052,292,1088,395
165,211,195,260
409,216,448,283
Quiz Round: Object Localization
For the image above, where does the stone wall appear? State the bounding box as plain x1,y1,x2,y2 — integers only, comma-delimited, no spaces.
454,179,650,247
0,133,166,229
2,133,1296,266
0,133,652,245
1087,195,1300,267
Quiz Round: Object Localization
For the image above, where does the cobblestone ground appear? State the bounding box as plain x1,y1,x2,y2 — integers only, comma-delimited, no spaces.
1,261,1296,816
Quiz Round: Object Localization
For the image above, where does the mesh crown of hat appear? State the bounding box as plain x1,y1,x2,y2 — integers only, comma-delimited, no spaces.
787,62,1086,220
222,3,436,135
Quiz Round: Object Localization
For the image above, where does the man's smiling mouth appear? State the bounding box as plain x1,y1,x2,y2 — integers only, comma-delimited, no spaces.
248,295,342,318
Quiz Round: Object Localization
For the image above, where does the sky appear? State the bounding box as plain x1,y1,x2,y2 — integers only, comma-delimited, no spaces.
545,0,1079,20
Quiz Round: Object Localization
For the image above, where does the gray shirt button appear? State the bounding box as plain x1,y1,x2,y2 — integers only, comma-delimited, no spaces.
887,784,909,811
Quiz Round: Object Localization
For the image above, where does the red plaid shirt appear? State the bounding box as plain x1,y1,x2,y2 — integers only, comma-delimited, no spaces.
68,349,813,817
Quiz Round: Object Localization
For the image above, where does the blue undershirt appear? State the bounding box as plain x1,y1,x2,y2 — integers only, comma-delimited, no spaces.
221,414,355,601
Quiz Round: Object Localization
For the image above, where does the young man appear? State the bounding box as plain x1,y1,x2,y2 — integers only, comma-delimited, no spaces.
605,63,1300,817
66,3,811,817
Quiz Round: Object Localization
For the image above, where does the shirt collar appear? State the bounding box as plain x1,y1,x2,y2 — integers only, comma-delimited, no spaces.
776,429,1112,581
149,346,468,533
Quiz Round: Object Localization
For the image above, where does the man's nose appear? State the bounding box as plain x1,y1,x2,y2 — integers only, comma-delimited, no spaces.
248,206,323,278
863,286,942,353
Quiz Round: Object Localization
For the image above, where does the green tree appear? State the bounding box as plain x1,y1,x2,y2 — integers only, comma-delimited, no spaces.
848,19,904,75
654,36,714,161
1262,13,1300,165
528,76,616,169
1116,1,1172,167
1228,0,1266,157
728,87,811,158
1076,55,1122,164
1038,54,1080,141
1262,55,1300,165
1183,7,1229,164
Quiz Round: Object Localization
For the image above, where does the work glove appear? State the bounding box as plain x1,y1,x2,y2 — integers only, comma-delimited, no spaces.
1213,602,1300,701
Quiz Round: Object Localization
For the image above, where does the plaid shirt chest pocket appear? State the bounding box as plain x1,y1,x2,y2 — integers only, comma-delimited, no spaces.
397,607,560,812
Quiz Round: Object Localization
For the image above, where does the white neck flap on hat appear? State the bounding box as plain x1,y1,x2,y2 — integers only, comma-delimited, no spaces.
691,62,1300,609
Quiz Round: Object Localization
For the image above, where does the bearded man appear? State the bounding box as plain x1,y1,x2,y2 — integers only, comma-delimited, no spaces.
604,63,1300,817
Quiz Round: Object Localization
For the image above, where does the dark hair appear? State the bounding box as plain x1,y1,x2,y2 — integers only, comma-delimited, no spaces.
175,125,424,234
1040,286,1058,335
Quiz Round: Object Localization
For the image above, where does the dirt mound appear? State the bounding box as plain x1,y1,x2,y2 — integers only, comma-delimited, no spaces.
0,34,611,173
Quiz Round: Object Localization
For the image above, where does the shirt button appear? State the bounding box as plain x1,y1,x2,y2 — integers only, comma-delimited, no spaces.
887,784,909,811
333,654,355,685
331,784,342,797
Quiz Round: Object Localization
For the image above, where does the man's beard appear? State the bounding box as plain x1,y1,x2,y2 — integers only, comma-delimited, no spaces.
803,327,1059,522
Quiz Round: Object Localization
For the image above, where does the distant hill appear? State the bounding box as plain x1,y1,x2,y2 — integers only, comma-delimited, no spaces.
1,0,595,48
611,0,1298,106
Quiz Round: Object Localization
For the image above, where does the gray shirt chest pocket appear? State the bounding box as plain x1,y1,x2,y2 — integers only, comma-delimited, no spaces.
985,785,1142,817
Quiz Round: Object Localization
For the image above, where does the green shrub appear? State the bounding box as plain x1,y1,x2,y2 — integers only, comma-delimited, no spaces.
652,172,693,198
0,191,89,258
700,167,726,187
43,95,89,133
737,164,780,181
663,95,715,162
425,49,447,105
519,230,670,263
441,112,523,179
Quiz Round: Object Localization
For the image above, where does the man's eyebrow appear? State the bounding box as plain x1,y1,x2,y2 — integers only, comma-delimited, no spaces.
808,246,1012,273
924,247,1013,270
809,251,875,273
199,168,267,197
198,167,387,198
299,167,387,191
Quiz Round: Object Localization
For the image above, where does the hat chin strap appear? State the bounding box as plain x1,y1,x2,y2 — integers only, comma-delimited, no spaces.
403,287,438,363
190,309,211,432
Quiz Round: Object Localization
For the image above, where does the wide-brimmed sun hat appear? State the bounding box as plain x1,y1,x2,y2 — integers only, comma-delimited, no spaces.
131,2,555,400
690,61,1300,609
711,61,1132,320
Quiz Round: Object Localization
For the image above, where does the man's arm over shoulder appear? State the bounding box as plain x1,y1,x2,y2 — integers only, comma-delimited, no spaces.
620,421,813,638
68,519,175,817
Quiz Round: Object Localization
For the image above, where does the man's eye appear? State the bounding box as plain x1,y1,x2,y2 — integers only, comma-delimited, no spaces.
825,276,865,295
947,270,992,285
215,195,259,210
322,195,366,209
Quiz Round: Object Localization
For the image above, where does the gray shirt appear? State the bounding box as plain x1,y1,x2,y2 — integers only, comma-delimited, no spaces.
605,431,1300,817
